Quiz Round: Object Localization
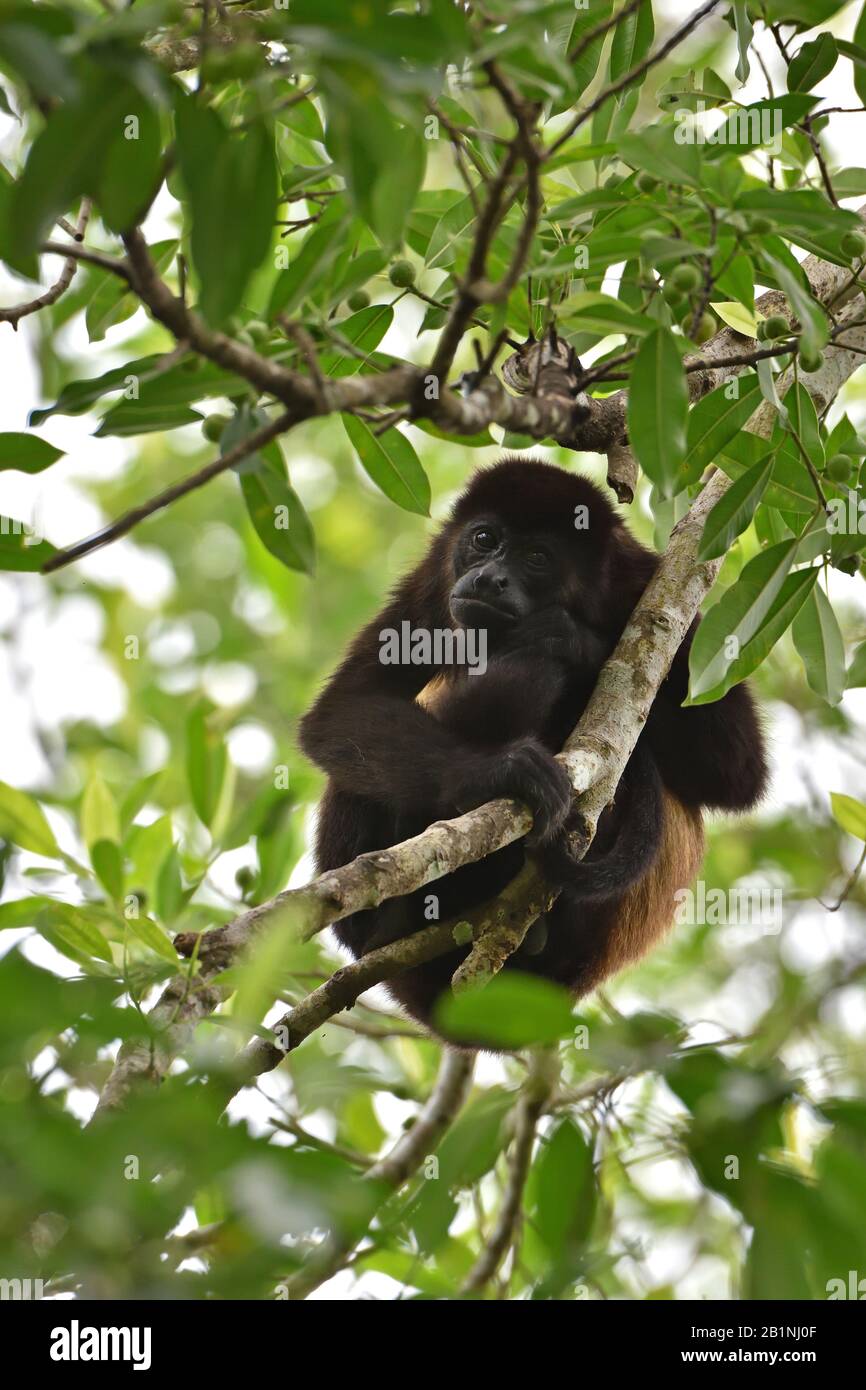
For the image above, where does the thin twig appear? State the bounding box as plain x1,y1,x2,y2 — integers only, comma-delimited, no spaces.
42,410,295,572
1,202,94,327
545,0,723,161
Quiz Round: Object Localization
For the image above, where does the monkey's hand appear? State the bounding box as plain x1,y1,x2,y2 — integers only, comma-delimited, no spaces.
440,737,573,845
492,607,609,672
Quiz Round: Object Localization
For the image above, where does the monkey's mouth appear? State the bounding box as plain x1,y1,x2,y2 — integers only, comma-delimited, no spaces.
450,596,518,628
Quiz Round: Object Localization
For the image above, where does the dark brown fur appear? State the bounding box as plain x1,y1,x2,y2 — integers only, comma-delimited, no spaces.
300,459,766,1036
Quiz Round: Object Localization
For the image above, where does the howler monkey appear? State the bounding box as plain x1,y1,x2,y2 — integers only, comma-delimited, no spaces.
300,458,767,1033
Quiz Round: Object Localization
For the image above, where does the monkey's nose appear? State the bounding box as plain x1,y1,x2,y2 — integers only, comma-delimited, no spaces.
474,566,509,596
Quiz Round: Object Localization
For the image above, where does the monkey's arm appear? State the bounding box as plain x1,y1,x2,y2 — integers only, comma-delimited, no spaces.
646,620,768,811
299,599,575,843
428,608,610,746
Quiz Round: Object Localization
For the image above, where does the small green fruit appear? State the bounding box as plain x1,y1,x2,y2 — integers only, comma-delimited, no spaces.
693,311,717,344
235,866,257,892
841,228,866,261
662,280,686,307
246,320,270,344
636,170,658,193
388,259,416,288
798,348,823,374
749,215,773,235
202,414,231,443
763,313,790,340
827,453,853,483
670,263,702,294
347,290,371,312
756,319,769,342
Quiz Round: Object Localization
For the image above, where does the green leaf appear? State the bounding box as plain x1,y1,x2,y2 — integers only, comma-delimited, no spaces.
186,701,229,830
0,522,56,572
556,290,655,337
81,772,120,853
155,846,184,925
698,455,774,561
705,95,816,162
850,5,866,106
434,973,575,1049
764,0,848,22
846,640,866,689
618,123,700,187
687,545,817,703
792,585,845,705
342,415,430,516
710,301,757,338
561,0,613,96
98,92,162,232
8,67,154,271
788,33,837,92
324,303,394,377
0,895,58,930
609,0,654,83
743,192,858,266
320,69,425,249
732,1,753,85
830,792,866,841
240,462,316,575
125,913,180,965
86,237,177,343
225,407,316,574
94,400,202,438
681,373,762,488
781,382,824,469
626,328,687,498
426,193,476,270
90,839,124,901
763,253,828,359
0,432,63,474
175,97,277,326
35,903,114,966
267,200,349,319
532,1118,596,1261
0,780,60,857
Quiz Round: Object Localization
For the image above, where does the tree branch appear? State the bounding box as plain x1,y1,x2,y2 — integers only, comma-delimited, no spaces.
281,1048,475,1299
0,202,93,327
42,409,296,573
461,1047,559,1295
545,0,723,162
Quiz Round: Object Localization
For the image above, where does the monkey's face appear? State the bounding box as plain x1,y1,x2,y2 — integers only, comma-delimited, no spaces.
449,517,577,635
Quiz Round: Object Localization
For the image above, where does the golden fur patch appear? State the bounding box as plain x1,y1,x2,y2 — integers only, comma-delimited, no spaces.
590,789,704,986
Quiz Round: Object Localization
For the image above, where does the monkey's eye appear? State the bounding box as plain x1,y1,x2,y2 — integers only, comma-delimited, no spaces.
472,528,498,551
526,549,550,570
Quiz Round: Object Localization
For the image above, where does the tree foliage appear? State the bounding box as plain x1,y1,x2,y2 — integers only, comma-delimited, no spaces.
0,0,866,1301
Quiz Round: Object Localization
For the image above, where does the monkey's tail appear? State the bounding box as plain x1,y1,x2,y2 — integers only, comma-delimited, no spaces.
540,740,664,900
